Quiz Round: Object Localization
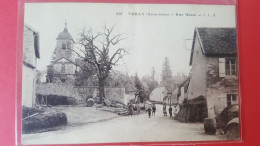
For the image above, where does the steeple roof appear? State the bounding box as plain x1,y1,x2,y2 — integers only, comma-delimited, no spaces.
57,22,75,42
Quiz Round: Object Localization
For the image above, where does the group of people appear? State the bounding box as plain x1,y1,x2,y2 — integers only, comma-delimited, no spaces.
128,102,177,118
128,103,141,116
146,104,176,118
146,104,156,118
163,104,174,118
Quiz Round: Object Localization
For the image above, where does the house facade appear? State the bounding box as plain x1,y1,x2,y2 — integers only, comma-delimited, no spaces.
22,24,40,107
188,27,238,118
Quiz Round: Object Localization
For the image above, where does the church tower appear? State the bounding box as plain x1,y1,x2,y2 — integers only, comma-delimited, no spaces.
54,22,75,62
46,23,77,84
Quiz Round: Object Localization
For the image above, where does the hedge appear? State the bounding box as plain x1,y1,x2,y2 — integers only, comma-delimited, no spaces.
22,107,67,133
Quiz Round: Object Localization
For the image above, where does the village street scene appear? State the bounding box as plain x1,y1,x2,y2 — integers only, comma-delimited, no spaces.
21,3,239,144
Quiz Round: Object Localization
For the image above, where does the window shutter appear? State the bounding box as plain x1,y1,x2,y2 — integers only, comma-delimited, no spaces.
219,58,226,77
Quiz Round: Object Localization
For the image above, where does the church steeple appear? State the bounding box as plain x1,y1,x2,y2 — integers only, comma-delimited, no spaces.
46,23,77,84
54,23,75,62
56,22,74,42
64,22,68,32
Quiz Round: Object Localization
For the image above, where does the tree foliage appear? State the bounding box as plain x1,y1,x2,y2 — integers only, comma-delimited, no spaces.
134,73,143,90
161,57,176,93
74,63,97,86
142,67,159,94
105,70,134,88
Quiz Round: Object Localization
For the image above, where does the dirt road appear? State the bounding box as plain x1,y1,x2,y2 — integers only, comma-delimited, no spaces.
22,104,227,144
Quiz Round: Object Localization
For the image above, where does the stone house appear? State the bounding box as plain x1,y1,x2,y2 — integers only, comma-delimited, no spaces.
22,24,40,107
188,27,238,118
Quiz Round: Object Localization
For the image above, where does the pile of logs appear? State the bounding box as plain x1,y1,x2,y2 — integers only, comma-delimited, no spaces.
174,96,208,122
98,107,129,116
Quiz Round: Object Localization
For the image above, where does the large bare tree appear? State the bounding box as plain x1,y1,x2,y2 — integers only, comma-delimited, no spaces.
74,25,128,104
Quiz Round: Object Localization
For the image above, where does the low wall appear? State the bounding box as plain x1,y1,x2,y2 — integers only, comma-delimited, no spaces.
36,83,125,104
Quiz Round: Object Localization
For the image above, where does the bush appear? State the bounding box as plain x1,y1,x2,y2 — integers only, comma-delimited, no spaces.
22,106,44,119
22,108,67,133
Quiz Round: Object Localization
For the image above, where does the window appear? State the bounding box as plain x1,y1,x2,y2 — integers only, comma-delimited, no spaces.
219,58,237,77
227,94,238,106
225,59,236,75
61,64,65,73
62,43,66,49
67,42,71,49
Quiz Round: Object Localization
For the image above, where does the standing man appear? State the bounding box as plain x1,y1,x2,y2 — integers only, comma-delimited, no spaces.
152,104,156,116
169,106,173,118
147,106,152,118
128,103,133,116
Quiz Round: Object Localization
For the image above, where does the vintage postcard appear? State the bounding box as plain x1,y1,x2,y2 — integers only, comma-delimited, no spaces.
21,2,239,144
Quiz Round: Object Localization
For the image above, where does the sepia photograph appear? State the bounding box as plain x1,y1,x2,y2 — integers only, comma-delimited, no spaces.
21,3,239,144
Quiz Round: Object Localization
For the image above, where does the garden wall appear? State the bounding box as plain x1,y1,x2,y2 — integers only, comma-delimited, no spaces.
36,83,125,104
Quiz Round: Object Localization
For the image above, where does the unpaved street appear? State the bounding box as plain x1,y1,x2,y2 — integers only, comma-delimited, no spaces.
22,104,226,144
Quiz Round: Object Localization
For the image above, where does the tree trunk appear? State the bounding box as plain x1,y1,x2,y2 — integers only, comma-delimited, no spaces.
99,79,105,104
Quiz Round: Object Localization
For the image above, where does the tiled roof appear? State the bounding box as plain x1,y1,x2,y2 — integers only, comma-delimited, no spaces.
56,25,75,42
190,27,237,65
197,28,237,56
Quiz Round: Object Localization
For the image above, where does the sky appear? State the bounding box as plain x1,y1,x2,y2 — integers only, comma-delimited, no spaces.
24,3,236,81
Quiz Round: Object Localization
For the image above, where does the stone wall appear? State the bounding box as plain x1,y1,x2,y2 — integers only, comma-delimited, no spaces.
205,57,238,117
22,65,36,107
23,26,37,68
36,83,125,104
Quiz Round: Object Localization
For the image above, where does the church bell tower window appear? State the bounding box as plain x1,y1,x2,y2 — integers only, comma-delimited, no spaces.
62,43,66,49
67,42,71,49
